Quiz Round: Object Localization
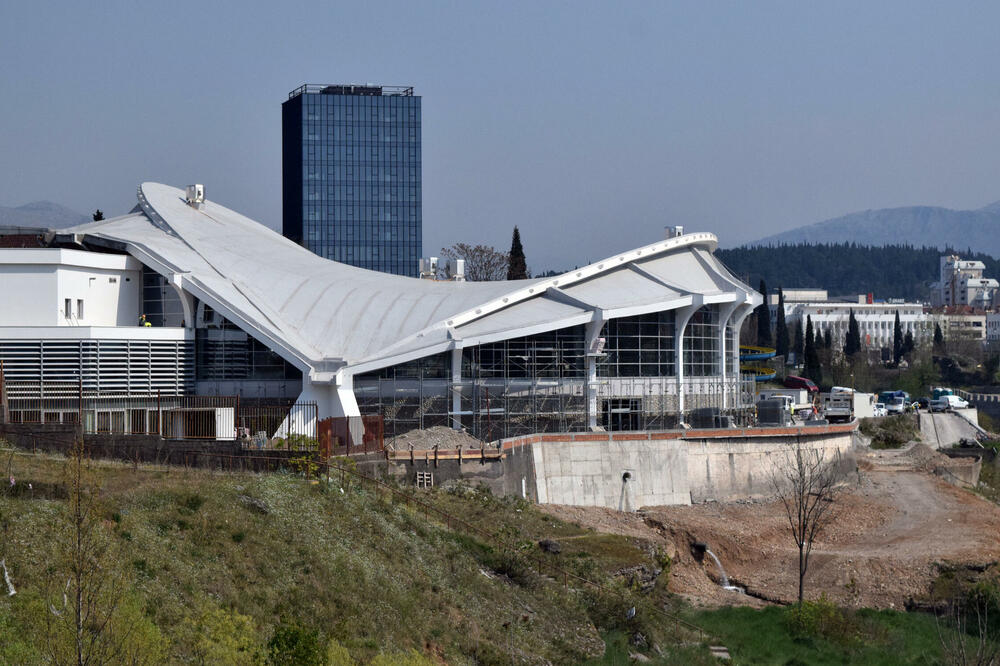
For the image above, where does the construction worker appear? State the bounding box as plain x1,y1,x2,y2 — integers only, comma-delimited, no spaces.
139,314,151,327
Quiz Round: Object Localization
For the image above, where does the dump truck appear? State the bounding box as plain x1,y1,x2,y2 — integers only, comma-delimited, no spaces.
821,388,875,422
758,388,814,418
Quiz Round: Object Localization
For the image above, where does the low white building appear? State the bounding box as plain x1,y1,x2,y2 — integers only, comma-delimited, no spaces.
0,246,191,393
770,291,933,351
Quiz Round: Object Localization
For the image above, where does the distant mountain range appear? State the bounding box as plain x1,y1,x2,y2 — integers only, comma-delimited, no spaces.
750,201,1000,255
0,201,89,229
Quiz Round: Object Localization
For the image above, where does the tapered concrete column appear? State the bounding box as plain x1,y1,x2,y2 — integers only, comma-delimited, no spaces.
584,317,605,429
718,301,742,409
169,274,196,329
674,302,702,420
451,347,463,430
725,303,756,408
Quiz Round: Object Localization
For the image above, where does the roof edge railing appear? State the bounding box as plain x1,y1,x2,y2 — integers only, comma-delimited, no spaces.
288,84,415,99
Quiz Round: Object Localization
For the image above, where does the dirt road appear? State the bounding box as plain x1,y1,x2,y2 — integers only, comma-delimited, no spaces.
541,443,1000,608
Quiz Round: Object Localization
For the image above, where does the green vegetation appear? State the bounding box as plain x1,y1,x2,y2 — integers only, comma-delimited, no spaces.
717,242,1000,301
0,447,703,664
690,602,970,665
972,451,1000,503
859,414,920,449
4,444,996,664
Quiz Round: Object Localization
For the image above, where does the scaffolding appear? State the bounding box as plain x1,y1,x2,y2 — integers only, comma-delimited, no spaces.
355,374,757,443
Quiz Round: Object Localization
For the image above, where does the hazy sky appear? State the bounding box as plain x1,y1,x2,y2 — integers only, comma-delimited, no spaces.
1,1,999,271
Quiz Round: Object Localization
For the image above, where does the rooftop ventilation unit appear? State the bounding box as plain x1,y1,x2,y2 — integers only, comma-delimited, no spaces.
419,257,439,280
665,225,684,239
444,258,465,281
185,184,205,209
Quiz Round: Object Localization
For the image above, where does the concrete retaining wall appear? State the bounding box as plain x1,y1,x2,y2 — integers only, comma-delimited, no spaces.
498,424,858,508
685,432,855,503
934,458,982,488
919,410,983,449
529,438,689,509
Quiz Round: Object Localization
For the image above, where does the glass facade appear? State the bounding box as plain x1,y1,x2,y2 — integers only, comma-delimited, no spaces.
463,326,586,379
141,266,184,327
598,312,676,377
282,84,421,276
194,305,301,383
683,305,720,377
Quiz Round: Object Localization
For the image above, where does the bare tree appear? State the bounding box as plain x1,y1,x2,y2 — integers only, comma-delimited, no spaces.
440,243,509,281
771,441,840,605
936,591,1000,666
46,439,159,665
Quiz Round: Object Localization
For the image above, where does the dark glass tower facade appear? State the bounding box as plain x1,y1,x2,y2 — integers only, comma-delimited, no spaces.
282,84,421,275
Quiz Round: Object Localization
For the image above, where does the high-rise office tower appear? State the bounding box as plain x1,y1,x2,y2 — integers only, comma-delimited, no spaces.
282,84,421,275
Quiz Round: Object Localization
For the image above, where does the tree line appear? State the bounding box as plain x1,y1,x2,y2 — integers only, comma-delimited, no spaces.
718,242,1000,301
752,281,937,386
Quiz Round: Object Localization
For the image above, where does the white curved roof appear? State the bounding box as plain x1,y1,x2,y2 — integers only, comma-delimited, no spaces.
62,183,759,381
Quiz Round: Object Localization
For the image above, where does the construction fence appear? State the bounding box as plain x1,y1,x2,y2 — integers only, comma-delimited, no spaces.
0,379,318,444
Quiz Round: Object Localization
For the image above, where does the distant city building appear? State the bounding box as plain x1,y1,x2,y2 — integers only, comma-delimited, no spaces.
770,291,933,351
282,84,421,276
937,307,987,341
930,255,999,309
987,311,1000,343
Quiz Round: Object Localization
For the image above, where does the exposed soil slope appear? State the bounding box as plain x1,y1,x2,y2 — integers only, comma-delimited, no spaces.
542,443,1000,609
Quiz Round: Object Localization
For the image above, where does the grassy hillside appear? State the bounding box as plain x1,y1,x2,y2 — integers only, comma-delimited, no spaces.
0,446,708,664
0,444,987,664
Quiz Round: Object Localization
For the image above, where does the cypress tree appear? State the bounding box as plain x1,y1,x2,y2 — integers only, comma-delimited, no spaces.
844,310,861,356
755,279,772,347
506,226,528,280
792,320,804,362
904,330,914,355
823,328,832,349
934,323,944,349
804,315,822,384
775,287,790,359
892,311,903,365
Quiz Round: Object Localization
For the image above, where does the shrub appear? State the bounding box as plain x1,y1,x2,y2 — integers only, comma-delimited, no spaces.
784,596,859,645
267,623,324,666
179,493,206,513
859,415,919,449
325,639,354,666
369,649,436,666
176,601,263,665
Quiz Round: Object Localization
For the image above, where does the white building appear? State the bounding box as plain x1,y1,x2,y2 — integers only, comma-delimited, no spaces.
931,255,999,309
0,183,761,438
770,291,933,351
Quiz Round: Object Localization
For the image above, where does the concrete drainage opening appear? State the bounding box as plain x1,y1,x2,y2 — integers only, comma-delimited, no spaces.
619,470,634,512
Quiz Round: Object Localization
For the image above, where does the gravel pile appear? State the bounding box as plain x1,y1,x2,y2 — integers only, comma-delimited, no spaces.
389,426,485,451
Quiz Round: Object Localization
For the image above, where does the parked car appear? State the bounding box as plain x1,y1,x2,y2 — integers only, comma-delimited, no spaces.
915,396,930,409
874,402,887,417
784,375,819,394
944,394,969,410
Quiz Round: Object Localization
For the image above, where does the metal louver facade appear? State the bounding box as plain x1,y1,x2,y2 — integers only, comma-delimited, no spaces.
0,339,193,396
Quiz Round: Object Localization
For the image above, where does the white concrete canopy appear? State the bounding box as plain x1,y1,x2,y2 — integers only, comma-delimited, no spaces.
60,183,760,417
